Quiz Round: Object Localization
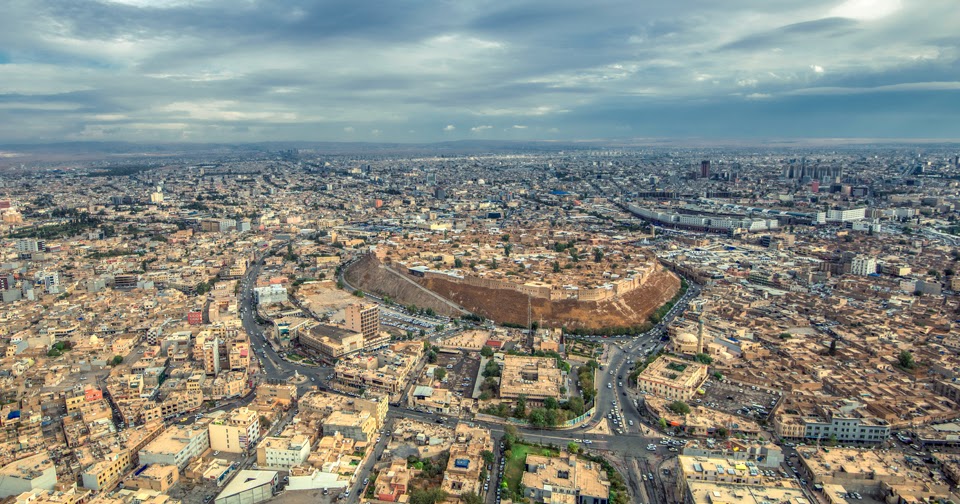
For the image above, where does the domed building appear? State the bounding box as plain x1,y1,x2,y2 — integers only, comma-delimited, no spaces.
673,331,700,354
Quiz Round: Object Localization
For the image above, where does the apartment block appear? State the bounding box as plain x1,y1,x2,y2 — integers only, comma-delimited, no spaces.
138,425,210,470
255,435,311,470
208,407,260,454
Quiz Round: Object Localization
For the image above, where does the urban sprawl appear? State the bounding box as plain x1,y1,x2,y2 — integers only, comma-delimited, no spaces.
0,146,959,504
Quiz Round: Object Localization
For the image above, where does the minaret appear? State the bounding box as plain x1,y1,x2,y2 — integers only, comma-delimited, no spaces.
696,308,705,354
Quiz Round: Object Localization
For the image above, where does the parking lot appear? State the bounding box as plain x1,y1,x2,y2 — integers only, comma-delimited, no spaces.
434,350,481,400
699,378,781,420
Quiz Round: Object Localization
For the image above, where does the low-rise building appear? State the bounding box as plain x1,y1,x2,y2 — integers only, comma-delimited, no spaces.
636,356,708,402
521,454,610,504
499,355,565,403
256,435,311,470
441,423,493,498
0,452,57,498
214,470,278,504
138,425,210,470
373,459,412,502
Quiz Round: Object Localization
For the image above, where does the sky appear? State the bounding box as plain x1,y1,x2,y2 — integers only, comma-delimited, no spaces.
0,0,957,143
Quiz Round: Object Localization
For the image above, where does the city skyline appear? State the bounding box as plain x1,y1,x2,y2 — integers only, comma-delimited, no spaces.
0,0,958,143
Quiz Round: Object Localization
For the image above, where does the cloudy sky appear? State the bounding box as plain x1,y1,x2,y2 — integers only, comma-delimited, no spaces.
0,0,957,143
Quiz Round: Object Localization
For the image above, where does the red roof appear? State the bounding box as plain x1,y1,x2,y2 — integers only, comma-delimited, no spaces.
485,340,502,348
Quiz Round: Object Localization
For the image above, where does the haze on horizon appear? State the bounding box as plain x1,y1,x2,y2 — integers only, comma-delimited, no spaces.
0,0,957,144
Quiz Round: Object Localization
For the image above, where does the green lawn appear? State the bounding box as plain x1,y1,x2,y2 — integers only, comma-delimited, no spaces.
504,443,559,497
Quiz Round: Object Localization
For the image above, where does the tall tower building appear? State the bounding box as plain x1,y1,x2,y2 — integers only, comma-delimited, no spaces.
346,303,380,341
700,160,710,179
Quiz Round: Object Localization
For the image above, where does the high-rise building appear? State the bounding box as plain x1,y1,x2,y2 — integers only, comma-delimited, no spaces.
201,337,221,376
700,160,710,179
345,303,380,341
850,256,877,276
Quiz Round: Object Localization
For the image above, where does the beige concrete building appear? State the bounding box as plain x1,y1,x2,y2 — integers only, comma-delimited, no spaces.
138,425,210,470
209,407,260,454
499,355,565,402
322,410,377,443
123,464,179,493
636,356,708,401
440,423,493,499
521,454,610,504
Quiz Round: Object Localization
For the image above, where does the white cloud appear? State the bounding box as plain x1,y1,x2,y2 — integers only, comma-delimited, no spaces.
470,125,492,132
829,0,902,21
370,129,381,135
811,65,825,74
343,126,355,133
443,124,456,131
512,125,528,129
746,93,772,100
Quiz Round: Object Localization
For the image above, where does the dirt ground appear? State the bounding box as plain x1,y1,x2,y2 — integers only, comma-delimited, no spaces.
296,281,362,321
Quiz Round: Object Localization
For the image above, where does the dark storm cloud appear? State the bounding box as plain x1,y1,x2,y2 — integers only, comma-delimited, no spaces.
0,0,957,143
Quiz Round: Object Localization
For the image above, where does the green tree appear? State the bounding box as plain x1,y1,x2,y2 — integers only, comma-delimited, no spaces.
503,425,518,449
544,397,559,410
668,401,691,415
427,351,438,364
409,488,448,504
828,339,837,356
716,427,729,438
501,234,510,242
259,415,272,430
553,261,561,273
434,368,446,382
593,247,604,263
659,418,668,430
565,396,585,415
454,258,463,268
567,442,580,454
529,408,547,427
481,450,494,465
514,395,528,419
353,289,365,298
111,355,124,366
695,353,713,364
898,350,916,369
460,493,483,504
196,281,211,295
503,244,513,257
480,346,495,358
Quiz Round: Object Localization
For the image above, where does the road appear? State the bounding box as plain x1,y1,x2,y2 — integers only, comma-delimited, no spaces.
238,245,332,390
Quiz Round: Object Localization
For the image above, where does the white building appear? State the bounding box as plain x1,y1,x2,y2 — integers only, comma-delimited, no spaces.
138,425,210,470
215,470,278,504
256,435,311,469
0,453,57,498
826,207,866,222
850,256,877,276
254,284,288,306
